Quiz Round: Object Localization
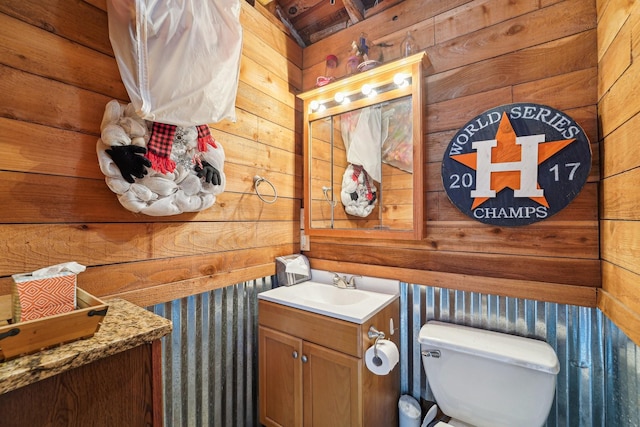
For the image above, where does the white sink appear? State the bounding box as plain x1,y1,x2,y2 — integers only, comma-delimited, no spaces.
258,281,398,324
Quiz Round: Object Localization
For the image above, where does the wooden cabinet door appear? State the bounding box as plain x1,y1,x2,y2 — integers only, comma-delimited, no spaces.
259,326,303,427
302,341,362,427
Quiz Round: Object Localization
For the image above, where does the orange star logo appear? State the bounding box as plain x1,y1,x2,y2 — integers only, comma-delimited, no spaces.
450,112,575,209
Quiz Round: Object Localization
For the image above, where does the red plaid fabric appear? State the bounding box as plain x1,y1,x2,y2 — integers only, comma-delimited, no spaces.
351,164,374,201
147,122,177,173
145,123,219,175
352,164,362,181
196,124,218,151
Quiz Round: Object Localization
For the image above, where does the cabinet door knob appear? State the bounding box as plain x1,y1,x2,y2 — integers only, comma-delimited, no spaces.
301,355,308,363
292,351,298,359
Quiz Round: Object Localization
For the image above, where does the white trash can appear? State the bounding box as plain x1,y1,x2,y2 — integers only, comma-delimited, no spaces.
398,394,421,427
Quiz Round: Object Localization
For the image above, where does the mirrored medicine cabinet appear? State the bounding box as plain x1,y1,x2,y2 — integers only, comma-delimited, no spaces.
299,52,427,240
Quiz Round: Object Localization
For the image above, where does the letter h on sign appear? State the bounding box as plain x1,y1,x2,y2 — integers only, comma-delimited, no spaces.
470,135,545,199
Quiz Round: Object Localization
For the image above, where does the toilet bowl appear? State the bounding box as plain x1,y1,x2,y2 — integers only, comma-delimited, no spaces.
418,321,559,427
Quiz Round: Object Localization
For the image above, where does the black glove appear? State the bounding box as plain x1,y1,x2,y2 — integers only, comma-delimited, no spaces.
195,161,221,185
105,145,152,183
368,191,377,205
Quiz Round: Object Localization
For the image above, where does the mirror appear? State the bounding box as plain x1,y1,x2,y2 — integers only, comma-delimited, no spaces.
300,53,427,240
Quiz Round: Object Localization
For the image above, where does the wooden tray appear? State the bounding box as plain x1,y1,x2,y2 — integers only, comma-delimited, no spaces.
0,288,108,361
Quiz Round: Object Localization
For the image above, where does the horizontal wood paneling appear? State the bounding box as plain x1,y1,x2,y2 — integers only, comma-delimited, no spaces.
427,0,595,73
598,289,640,347
600,220,640,276
597,15,630,99
600,104,640,178
0,169,300,223
429,184,598,222
0,220,297,275
0,63,114,133
601,168,640,220
302,0,600,307
0,0,113,56
434,0,539,43
601,261,640,315
427,30,598,105
307,241,600,287
0,12,127,99
303,0,466,69
310,259,597,307
599,58,640,138
597,0,640,346
0,1,303,305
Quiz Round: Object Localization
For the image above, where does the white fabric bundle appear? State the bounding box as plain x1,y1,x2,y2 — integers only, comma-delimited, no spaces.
340,164,377,218
339,106,388,217
340,106,384,182
106,0,243,126
97,100,226,216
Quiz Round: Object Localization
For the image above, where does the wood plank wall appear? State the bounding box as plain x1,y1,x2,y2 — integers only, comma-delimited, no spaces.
301,0,601,307
597,0,640,346
0,0,303,307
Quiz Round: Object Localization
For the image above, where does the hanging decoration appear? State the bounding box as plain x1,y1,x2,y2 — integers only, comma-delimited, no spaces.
98,0,242,215
97,101,225,216
441,103,592,226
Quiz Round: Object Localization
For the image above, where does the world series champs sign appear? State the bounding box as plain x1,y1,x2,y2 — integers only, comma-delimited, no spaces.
441,103,592,226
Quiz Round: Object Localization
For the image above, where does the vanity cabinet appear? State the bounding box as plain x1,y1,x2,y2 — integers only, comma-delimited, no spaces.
0,299,172,427
258,299,399,427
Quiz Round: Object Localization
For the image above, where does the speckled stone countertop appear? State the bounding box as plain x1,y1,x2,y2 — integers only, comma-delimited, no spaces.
0,298,172,395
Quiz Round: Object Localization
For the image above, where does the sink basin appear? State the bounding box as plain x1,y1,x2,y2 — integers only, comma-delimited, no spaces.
258,281,398,324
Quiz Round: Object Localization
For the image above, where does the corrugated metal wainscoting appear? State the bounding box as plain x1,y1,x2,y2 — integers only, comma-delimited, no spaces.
400,283,640,427
605,317,640,426
147,278,639,427
148,277,274,427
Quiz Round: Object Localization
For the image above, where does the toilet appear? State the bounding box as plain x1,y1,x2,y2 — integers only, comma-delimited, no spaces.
418,321,560,427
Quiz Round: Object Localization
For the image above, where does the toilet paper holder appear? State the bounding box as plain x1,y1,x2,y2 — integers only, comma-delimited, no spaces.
368,326,386,366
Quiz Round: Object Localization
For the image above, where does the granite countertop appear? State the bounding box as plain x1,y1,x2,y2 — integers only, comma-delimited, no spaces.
0,298,172,395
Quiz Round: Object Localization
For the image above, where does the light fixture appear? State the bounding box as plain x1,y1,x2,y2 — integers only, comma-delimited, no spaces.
308,71,410,112
393,73,409,87
361,84,378,98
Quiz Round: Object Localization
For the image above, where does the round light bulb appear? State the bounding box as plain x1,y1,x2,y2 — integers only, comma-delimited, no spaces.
334,92,345,103
318,104,326,113
309,100,319,111
393,73,406,86
362,84,372,95
342,96,350,105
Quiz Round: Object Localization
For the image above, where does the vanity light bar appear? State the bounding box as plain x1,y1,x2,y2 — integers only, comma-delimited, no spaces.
308,75,412,112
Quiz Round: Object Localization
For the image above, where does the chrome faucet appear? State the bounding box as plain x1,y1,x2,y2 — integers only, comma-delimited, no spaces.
331,272,360,289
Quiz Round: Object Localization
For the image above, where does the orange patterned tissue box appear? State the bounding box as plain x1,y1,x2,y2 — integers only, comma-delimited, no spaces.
11,262,85,323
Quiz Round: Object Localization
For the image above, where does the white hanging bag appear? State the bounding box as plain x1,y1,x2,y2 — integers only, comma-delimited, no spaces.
106,0,243,126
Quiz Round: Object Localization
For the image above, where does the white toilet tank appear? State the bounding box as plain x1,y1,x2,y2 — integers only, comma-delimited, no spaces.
419,321,559,427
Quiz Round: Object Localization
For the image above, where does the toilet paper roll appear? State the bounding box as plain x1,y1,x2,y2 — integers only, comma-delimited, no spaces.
365,339,399,375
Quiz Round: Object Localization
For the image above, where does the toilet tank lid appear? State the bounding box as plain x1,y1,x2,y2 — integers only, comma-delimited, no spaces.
418,321,560,374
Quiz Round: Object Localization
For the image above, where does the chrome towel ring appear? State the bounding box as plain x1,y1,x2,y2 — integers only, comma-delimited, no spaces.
322,186,337,206
253,175,277,204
